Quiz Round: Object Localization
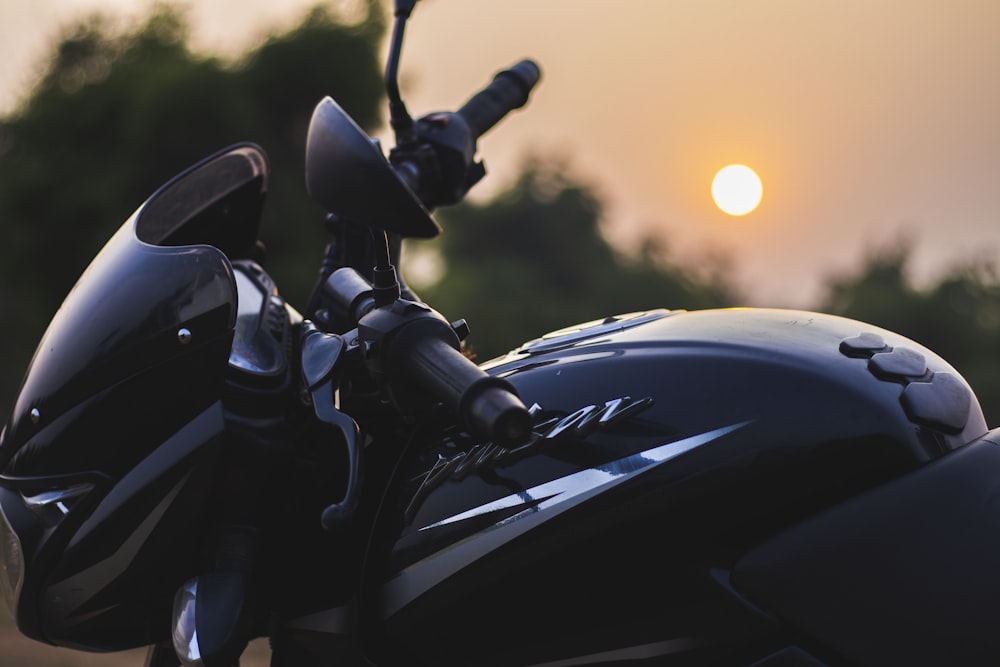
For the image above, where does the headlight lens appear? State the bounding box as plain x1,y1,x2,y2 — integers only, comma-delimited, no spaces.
0,503,24,617
172,578,201,665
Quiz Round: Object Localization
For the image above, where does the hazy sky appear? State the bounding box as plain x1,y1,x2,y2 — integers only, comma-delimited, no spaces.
2,0,999,307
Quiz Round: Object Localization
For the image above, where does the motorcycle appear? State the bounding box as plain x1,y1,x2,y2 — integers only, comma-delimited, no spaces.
3,2,1000,666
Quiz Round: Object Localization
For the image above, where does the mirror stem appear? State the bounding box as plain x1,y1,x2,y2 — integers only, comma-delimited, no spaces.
372,230,401,307
386,12,415,146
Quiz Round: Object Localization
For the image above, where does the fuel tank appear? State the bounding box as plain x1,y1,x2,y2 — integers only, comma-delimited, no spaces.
363,308,986,666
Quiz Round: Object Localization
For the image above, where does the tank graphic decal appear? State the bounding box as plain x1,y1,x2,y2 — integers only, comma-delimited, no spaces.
420,420,747,532
404,396,654,521
532,395,654,440
379,421,750,618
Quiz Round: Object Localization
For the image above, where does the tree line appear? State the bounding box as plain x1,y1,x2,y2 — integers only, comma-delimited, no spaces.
2,3,999,428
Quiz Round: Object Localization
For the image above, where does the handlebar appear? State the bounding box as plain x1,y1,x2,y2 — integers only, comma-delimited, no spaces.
387,59,541,211
378,58,540,429
326,273,531,447
312,271,533,530
372,63,541,438
389,325,532,446
458,59,542,141
310,51,542,530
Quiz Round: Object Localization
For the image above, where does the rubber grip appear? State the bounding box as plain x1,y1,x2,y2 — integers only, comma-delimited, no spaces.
396,334,531,446
457,59,541,140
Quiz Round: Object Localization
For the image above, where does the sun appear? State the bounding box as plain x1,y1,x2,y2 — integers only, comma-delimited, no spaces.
712,164,762,216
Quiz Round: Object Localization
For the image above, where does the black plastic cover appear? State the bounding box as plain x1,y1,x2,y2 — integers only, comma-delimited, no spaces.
733,431,1000,666
1,145,268,469
0,144,266,649
2,222,234,467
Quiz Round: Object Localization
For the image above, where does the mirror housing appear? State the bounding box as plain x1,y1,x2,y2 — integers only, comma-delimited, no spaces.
305,97,439,238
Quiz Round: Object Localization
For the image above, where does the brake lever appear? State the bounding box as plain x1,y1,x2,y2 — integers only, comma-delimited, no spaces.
300,322,362,530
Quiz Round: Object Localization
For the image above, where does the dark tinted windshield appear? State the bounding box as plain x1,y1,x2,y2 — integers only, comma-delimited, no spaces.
3,145,268,453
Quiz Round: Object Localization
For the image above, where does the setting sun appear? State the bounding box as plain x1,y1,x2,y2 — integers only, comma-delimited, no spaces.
712,164,763,216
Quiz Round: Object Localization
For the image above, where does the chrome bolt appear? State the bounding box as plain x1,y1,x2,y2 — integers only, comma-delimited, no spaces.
178,328,193,344
30,408,40,424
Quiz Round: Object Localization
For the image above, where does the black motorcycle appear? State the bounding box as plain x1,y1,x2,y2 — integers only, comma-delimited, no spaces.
3,2,1000,666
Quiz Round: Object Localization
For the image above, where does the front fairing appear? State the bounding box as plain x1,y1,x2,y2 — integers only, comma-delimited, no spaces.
0,144,268,648
2,143,267,472
2,222,234,469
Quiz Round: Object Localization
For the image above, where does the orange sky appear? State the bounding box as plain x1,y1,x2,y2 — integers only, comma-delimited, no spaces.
2,0,999,306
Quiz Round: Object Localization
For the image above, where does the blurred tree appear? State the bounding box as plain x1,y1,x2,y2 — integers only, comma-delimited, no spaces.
821,241,1000,426
419,160,739,360
4,0,998,447
0,1,386,412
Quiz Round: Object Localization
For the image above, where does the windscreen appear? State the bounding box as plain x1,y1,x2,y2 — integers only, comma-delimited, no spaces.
0,145,270,455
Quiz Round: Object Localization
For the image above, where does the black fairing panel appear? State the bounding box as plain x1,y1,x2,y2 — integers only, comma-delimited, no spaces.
1,143,272,469
15,406,226,649
733,431,1000,667
0,144,268,649
364,308,986,665
1,219,234,472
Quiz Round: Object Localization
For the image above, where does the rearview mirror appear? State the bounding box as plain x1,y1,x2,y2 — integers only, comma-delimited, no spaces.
305,97,439,238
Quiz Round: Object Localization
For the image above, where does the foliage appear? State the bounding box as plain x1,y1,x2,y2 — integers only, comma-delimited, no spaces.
0,2,385,412
3,0,1000,437
5,5,1000,666
420,161,739,360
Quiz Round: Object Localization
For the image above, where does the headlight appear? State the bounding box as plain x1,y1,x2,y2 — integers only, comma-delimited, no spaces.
0,503,24,617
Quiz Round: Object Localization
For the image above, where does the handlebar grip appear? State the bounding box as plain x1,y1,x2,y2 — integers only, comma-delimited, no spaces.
394,332,532,446
457,59,541,141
